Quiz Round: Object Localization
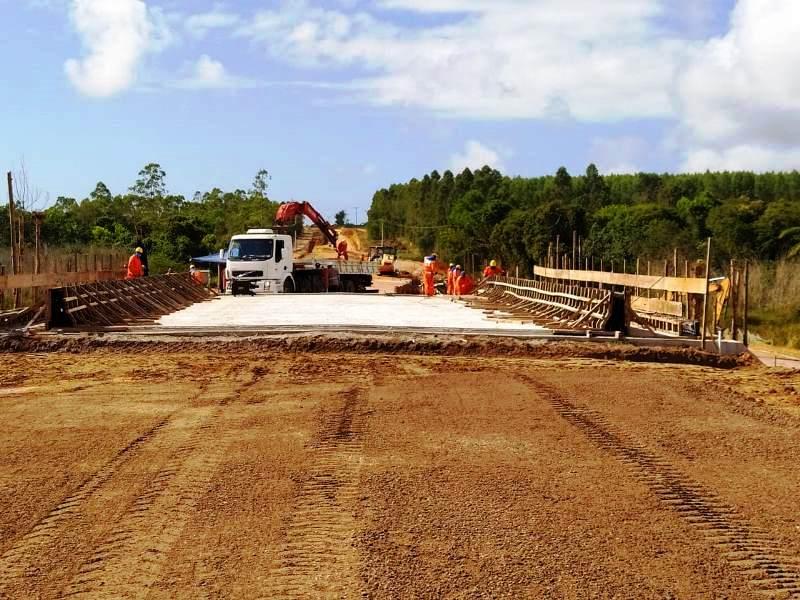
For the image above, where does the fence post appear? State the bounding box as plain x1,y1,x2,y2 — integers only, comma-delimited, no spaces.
555,235,560,269
7,172,20,308
743,260,749,346
572,230,576,271
730,259,737,340
700,237,712,351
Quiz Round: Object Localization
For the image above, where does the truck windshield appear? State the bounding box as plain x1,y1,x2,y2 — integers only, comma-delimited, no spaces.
228,239,274,261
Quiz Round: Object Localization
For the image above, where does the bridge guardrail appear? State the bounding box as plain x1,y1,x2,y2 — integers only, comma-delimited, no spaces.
473,276,613,330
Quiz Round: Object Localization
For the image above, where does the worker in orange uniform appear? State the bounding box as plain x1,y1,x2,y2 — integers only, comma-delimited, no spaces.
190,264,204,285
446,263,456,295
126,247,145,279
456,266,476,296
337,240,349,260
451,265,462,295
483,259,504,279
423,253,437,296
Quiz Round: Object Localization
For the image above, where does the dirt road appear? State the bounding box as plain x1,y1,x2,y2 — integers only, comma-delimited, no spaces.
1,343,799,598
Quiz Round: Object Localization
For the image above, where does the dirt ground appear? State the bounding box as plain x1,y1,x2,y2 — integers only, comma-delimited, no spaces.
1,341,800,599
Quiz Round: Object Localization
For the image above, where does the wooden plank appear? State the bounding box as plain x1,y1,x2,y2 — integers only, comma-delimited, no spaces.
0,269,124,291
533,266,707,294
631,296,684,318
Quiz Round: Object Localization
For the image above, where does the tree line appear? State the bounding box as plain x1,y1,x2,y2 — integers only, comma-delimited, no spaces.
366,165,800,272
1,164,282,273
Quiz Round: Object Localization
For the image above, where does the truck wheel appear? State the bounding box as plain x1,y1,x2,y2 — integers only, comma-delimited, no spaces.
284,279,295,293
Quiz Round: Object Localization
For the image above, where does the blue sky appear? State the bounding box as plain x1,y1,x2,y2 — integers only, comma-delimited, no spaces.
2,0,798,221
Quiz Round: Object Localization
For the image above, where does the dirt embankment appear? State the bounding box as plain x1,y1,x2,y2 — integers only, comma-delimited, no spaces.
1,348,799,598
0,333,754,369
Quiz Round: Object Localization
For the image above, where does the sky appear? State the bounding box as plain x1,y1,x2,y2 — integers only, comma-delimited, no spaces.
1,0,799,220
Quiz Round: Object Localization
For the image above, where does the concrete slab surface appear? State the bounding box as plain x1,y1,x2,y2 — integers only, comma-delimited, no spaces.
157,294,545,331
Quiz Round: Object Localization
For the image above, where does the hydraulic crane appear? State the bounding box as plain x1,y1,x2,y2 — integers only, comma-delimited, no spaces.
274,201,348,259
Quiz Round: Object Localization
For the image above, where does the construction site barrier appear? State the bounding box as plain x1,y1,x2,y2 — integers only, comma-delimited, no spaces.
473,276,614,330
46,273,216,329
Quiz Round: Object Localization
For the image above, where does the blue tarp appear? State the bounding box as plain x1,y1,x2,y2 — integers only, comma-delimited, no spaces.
192,251,227,265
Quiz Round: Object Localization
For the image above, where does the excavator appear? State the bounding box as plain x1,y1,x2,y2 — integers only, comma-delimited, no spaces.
274,201,348,259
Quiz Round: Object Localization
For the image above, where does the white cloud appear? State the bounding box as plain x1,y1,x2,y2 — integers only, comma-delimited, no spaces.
172,55,257,90
683,146,800,173
64,0,171,97
589,136,647,175
449,140,504,172
185,5,240,38
238,0,684,121
677,0,800,172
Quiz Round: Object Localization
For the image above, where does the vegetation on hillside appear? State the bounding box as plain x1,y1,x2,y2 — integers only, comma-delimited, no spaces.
1,164,280,273
366,165,800,270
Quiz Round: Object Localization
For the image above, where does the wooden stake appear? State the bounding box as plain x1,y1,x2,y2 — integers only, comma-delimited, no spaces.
730,259,737,340
572,230,576,271
700,237,712,350
743,260,749,346
555,235,560,269
7,172,20,308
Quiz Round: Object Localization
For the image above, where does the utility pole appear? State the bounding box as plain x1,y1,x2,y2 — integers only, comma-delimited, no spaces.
352,207,359,226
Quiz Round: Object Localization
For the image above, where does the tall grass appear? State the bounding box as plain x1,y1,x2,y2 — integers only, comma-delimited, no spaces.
748,260,800,348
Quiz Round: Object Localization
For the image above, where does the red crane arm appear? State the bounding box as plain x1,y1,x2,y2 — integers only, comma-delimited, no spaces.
275,201,338,248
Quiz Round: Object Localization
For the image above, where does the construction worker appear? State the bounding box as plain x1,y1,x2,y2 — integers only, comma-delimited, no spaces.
423,253,437,297
483,259,504,278
456,266,475,296
451,265,462,295
134,240,149,275
337,240,349,261
446,263,456,295
126,247,145,280
190,264,203,285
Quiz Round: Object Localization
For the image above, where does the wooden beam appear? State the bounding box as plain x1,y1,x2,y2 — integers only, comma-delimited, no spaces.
0,269,124,291
533,265,707,294
631,296,684,318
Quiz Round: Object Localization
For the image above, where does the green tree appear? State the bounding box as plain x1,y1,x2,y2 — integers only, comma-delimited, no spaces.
335,210,346,226
131,163,167,198
252,169,271,197
90,181,112,201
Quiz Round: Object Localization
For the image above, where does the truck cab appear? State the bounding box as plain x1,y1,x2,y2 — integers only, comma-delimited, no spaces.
226,229,294,293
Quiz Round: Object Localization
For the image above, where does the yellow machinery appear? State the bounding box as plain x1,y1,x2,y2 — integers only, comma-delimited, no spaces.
369,246,398,276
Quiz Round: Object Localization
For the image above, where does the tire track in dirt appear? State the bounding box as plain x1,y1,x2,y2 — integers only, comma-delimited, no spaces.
57,371,263,599
0,414,174,595
259,387,368,599
525,377,800,599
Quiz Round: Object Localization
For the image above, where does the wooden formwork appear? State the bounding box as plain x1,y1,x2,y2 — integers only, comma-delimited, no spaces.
47,274,216,329
471,276,613,330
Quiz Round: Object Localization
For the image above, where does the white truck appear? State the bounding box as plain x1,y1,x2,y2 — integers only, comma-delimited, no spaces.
225,229,374,295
